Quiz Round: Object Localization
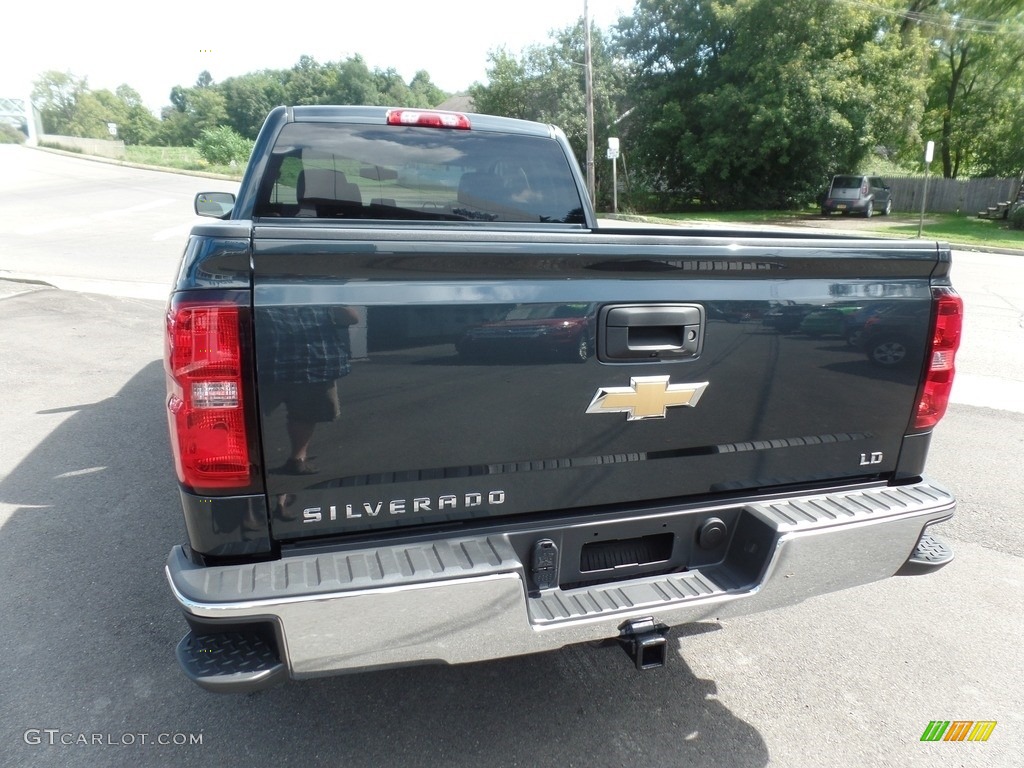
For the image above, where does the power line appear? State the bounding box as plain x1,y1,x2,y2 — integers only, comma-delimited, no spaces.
829,0,1024,37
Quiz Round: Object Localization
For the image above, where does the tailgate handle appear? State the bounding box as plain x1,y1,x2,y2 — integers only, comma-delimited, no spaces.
599,304,704,362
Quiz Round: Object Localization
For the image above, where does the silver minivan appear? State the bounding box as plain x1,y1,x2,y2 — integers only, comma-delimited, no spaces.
822,175,892,217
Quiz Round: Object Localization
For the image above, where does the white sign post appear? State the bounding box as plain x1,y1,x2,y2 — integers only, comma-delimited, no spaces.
918,140,934,238
607,137,620,214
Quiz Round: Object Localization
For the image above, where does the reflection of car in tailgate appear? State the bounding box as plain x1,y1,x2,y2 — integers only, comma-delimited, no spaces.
762,304,811,333
457,303,596,362
857,303,935,366
163,106,962,692
798,304,862,337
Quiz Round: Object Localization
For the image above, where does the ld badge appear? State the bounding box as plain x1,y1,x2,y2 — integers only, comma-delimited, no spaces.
586,376,709,421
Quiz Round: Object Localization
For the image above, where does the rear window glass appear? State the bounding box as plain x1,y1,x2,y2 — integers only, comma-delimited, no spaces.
831,176,863,190
255,123,586,224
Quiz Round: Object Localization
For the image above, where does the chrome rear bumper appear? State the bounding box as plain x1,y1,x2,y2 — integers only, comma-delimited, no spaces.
166,480,954,687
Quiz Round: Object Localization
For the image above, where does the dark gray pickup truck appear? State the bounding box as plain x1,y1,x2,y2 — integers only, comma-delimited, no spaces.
164,106,962,692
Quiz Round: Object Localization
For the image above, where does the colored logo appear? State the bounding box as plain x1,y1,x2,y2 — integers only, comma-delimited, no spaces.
586,376,709,421
920,721,997,742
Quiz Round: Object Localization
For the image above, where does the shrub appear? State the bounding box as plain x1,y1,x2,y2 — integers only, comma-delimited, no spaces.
0,123,26,144
1009,203,1024,231
194,126,254,166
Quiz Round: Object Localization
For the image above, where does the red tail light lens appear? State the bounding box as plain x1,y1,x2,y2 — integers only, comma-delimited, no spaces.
913,288,963,430
165,299,252,490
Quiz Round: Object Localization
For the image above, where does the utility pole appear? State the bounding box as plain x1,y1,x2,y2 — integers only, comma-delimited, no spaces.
584,0,596,205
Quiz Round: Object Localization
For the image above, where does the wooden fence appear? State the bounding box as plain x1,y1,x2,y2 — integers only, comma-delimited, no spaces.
885,175,1020,215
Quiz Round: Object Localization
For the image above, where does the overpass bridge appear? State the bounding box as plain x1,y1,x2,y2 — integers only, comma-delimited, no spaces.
0,97,41,143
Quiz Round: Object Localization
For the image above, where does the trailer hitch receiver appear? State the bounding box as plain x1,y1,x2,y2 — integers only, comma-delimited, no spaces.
619,617,668,670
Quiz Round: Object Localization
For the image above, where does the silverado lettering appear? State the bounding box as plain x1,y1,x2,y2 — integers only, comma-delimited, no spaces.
302,491,507,523
163,106,961,693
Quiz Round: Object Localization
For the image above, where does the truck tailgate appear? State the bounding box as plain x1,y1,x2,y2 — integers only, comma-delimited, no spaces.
251,226,943,541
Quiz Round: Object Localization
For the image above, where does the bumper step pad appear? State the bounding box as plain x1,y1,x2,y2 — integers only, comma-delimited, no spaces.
530,568,735,626
176,631,286,693
897,531,954,576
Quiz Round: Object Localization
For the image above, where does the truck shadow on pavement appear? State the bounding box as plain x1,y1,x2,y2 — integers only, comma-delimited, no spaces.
0,358,768,768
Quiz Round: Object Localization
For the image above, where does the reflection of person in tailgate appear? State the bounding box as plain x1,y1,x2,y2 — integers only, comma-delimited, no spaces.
260,305,359,475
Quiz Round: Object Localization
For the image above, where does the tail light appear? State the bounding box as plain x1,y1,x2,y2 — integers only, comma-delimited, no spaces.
385,109,471,129
861,179,870,196
913,287,963,430
165,295,254,491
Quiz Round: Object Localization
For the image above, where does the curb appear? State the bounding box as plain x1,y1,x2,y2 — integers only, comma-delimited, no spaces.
0,271,167,301
0,275,52,302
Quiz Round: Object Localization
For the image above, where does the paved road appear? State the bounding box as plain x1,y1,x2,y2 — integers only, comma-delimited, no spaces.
0,146,1021,767
0,145,237,298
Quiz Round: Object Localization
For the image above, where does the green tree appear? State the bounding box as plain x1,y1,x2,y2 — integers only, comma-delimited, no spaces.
114,85,159,145
470,22,631,205
616,0,929,208
223,72,287,139
64,89,125,139
286,55,337,105
288,56,449,107
31,74,157,144
409,71,447,107
183,86,228,133
971,89,1024,177
373,68,413,105
328,55,378,104
469,49,529,116
31,70,89,134
157,78,229,145
904,0,1024,177
155,108,193,146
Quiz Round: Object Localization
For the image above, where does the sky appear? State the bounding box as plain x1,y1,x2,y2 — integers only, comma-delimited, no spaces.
4,1,635,115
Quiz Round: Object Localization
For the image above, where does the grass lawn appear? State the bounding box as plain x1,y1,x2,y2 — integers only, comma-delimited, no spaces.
881,214,1024,250
652,211,810,224
636,210,1024,251
124,146,244,178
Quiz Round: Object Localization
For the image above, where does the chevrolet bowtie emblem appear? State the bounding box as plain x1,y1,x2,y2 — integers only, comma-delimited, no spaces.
586,376,709,421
